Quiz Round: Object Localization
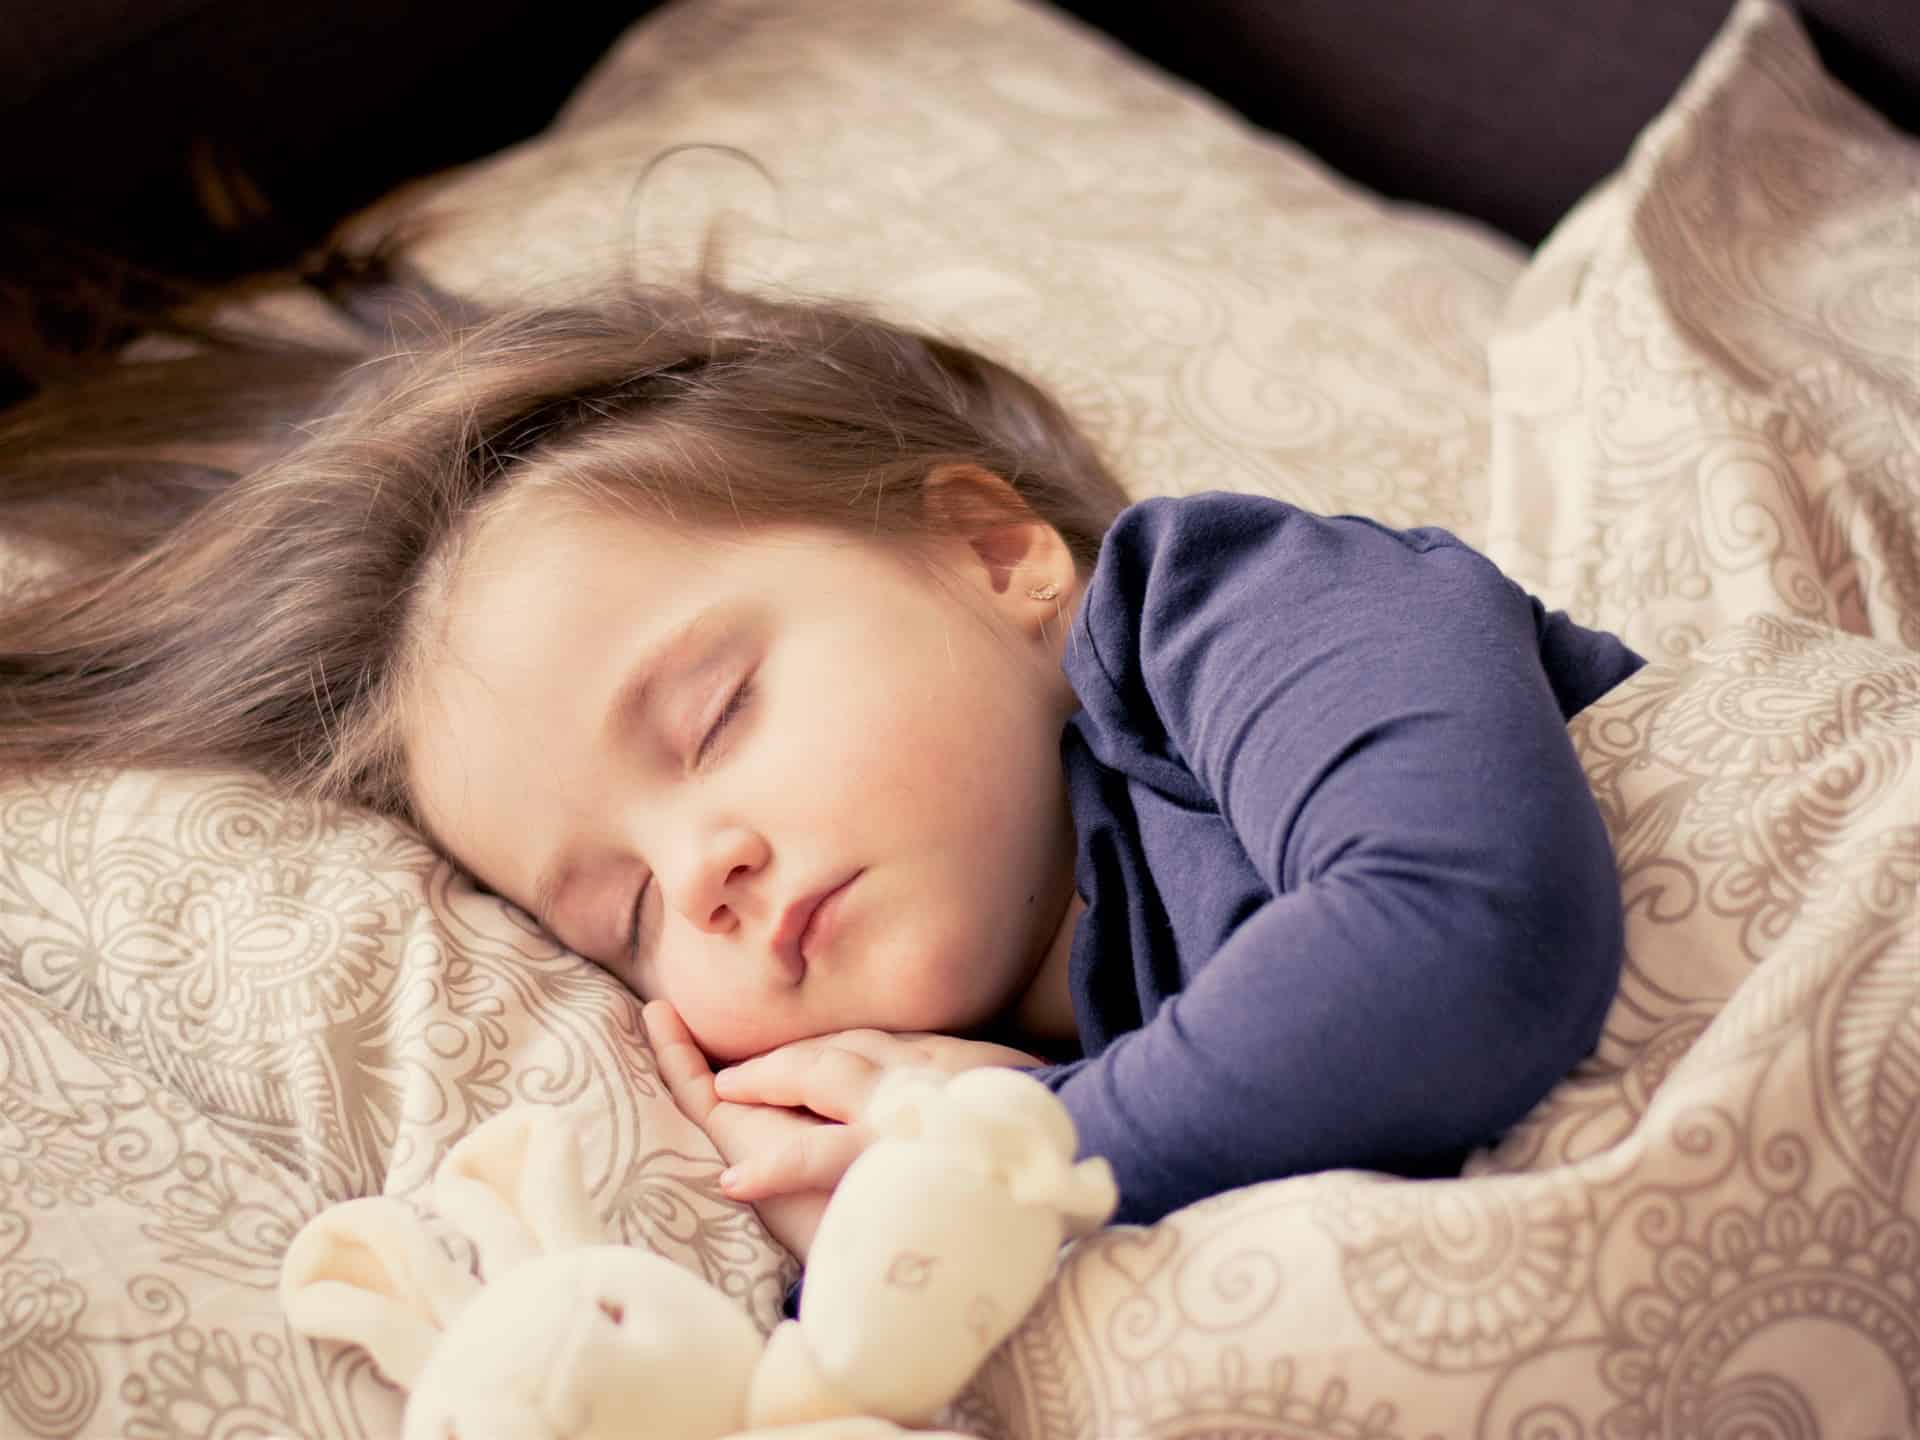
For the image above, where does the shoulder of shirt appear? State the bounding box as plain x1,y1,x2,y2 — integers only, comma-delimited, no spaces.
1103,490,1296,547
1107,491,1472,558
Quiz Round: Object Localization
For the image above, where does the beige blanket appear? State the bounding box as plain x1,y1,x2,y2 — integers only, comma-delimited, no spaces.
2,1,1915,1435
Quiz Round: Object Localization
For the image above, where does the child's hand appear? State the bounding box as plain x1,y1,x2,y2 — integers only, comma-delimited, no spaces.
642,1000,850,1265
709,1028,1045,1200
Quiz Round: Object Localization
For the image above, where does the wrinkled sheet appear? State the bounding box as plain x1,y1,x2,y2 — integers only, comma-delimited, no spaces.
2,1,1916,1436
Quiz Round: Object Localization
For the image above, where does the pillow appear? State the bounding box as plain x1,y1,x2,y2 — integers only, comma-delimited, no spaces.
1485,0,1920,663
1049,0,1920,248
0,3,1524,1437
331,0,1522,536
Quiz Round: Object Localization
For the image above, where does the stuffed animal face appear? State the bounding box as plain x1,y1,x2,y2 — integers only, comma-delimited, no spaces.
405,1248,764,1440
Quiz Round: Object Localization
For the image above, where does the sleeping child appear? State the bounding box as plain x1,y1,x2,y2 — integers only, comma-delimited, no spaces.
0,259,1641,1264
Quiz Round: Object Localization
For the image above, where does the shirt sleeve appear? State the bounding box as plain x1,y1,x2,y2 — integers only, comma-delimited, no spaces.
1038,495,1629,1225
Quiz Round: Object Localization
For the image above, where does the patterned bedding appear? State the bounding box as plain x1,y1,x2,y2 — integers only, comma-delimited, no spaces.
2,1,1915,1435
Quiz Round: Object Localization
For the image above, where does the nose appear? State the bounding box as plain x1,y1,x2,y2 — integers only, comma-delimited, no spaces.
668,823,769,933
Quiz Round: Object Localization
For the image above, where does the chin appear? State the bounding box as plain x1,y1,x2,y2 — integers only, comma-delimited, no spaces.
898,972,1018,1036
694,1033,758,1064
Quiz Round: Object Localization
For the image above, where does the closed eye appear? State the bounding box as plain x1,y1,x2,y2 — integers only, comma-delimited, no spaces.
623,675,752,965
626,874,651,964
694,676,753,768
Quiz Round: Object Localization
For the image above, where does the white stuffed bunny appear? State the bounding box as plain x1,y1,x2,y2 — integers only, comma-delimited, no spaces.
280,1067,1117,1440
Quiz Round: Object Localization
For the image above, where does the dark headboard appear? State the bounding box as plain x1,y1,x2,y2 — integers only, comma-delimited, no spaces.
1,0,652,275
3,0,1915,397
1052,0,1919,245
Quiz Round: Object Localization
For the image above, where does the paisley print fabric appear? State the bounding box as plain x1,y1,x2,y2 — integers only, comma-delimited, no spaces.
954,616,1920,1439
1485,0,1920,662
1,0,1916,1436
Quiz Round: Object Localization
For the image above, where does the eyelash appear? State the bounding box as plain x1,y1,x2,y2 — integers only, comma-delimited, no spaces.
626,875,650,963
627,675,755,961
695,676,753,767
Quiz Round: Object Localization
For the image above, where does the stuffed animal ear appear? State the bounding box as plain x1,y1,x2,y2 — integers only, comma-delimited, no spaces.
280,1196,480,1389
863,1067,1119,1234
433,1106,608,1280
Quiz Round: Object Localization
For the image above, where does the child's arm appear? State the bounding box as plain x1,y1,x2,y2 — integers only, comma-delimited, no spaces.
1040,494,1636,1225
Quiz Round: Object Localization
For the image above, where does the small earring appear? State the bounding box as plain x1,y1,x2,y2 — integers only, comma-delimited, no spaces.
1026,582,1060,602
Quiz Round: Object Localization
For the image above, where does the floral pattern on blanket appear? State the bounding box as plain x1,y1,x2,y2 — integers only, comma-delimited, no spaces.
1,0,1917,1437
0,777,791,1438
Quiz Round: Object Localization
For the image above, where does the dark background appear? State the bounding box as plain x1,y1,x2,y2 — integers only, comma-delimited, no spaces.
4,0,1915,403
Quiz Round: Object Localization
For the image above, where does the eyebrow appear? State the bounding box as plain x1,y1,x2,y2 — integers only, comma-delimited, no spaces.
602,600,724,750
526,600,721,944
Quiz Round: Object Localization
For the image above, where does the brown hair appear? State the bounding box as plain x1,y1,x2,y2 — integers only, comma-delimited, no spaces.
0,252,1129,821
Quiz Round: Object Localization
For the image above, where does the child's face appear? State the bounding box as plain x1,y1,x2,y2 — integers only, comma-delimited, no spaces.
404,486,1084,1062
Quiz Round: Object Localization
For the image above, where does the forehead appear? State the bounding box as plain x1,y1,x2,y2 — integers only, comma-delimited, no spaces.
403,495,703,870
439,490,698,668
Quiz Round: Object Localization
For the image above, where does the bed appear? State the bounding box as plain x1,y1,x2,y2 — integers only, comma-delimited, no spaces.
2,0,1917,1434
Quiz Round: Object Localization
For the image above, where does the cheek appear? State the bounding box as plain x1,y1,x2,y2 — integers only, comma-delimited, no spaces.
650,926,814,1063
644,931,742,1054
866,892,1035,1032
668,988,778,1064
835,671,1032,818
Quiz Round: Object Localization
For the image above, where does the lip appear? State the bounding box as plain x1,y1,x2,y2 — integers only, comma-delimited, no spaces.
771,870,860,983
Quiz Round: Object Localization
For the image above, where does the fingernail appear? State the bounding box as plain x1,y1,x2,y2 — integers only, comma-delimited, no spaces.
712,1068,734,1093
719,1167,741,1191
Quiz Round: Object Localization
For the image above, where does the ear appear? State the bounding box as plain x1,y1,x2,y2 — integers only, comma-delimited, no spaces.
280,1196,480,1389
922,464,1079,627
433,1106,608,1280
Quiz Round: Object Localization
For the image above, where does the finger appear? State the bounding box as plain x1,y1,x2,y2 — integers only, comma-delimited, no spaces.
721,1123,871,1201
711,1028,901,1099
725,1029,903,1075
792,1028,903,1062
713,1044,885,1122
895,1032,1048,1069
642,1001,719,1126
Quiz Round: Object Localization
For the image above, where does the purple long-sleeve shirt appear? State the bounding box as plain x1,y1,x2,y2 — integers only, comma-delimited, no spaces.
1030,493,1642,1226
